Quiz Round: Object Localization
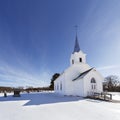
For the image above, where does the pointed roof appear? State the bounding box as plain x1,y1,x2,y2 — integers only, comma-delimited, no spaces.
73,35,80,53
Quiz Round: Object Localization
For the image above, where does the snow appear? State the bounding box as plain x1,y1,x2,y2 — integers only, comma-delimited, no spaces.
109,92,120,101
0,92,120,120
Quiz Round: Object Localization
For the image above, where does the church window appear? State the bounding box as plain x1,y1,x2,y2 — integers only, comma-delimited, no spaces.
91,78,96,83
60,82,62,90
79,58,82,62
91,78,96,90
57,84,59,90
72,60,74,64
54,85,56,90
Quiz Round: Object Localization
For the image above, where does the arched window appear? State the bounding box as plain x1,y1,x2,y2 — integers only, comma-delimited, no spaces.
91,78,96,83
79,58,82,62
91,78,96,90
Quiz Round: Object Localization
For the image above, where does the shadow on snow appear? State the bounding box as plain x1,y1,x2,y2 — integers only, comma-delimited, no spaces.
0,92,84,106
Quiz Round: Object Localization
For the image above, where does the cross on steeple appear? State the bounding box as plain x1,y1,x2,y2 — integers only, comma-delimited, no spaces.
74,25,78,35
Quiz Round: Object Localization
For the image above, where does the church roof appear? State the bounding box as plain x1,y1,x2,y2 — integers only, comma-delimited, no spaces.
72,68,94,81
73,35,80,53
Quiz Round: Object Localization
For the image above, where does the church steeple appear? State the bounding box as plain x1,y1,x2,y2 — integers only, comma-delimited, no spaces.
70,32,86,66
73,35,80,53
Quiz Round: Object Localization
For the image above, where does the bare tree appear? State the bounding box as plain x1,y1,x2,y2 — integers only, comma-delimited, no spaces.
104,75,120,91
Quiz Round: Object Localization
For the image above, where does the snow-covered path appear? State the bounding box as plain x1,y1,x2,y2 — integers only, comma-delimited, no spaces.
0,92,120,120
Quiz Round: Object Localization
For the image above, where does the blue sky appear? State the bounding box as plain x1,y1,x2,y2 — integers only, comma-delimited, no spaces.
0,0,120,87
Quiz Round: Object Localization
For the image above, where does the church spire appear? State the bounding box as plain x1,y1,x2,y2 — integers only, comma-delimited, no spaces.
73,34,80,53
73,25,80,53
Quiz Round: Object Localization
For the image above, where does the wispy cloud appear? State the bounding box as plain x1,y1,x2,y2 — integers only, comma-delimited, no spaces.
0,61,51,87
97,65,120,77
97,65,120,70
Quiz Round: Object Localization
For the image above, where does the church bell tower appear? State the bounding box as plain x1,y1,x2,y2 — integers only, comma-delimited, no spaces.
70,34,86,65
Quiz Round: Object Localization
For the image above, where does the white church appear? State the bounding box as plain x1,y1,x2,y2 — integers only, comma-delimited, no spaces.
54,35,103,97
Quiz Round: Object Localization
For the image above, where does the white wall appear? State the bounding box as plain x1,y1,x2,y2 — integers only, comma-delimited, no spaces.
73,78,84,96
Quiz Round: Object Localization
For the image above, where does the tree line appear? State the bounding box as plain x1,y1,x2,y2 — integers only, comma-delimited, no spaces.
0,86,52,93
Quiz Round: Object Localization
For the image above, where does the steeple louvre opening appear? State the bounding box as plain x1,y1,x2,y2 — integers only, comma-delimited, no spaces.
79,58,82,62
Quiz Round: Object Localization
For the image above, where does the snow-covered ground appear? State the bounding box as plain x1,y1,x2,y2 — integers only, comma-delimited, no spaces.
109,92,120,101
0,92,120,120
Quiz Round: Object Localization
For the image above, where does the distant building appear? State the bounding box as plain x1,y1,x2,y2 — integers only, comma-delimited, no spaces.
54,35,103,97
